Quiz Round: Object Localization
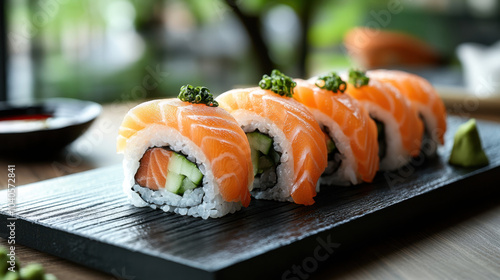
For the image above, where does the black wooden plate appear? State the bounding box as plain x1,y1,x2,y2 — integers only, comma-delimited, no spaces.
1,116,499,280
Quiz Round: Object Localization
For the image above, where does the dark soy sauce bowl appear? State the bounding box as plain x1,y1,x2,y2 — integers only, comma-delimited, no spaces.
0,98,102,158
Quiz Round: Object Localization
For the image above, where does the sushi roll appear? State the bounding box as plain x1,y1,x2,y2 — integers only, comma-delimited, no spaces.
216,70,328,205
344,70,424,171
293,73,379,186
368,69,447,155
117,85,253,219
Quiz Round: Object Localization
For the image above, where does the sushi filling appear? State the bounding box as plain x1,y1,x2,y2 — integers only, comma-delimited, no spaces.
246,131,282,192
373,119,387,160
134,147,204,197
322,128,342,176
419,114,436,156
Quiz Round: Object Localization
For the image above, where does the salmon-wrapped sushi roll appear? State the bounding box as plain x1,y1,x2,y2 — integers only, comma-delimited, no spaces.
344,70,424,171
117,85,253,219
368,69,447,154
293,73,379,185
216,70,328,205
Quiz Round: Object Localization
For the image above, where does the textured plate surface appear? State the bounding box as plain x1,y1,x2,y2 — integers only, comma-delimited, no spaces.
1,116,499,280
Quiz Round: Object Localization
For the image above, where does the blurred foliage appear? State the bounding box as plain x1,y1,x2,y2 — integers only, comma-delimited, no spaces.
183,0,219,23
182,0,366,47
7,0,490,102
309,0,366,47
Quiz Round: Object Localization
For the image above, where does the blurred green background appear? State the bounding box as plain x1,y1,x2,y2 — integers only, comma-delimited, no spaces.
4,0,500,103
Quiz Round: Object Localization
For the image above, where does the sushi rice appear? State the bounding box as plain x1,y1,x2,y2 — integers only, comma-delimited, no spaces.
122,125,243,219
234,112,295,202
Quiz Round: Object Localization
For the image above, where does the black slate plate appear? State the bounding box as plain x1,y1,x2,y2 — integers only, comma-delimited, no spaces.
1,116,499,280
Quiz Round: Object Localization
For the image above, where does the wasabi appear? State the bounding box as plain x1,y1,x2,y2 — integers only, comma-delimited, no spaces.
449,119,489,167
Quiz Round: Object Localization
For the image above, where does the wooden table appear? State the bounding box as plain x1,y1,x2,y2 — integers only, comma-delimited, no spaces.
1,101,500,280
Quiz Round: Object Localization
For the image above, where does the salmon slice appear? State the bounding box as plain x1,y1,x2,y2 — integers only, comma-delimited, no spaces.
135,148,173,191
216,88,328,205
343,27,442,69
345,78,424,170
117,99,253,207
293,79,379,184
368,70,447,146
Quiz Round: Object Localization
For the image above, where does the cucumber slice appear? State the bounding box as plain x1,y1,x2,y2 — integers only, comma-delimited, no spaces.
180,177,198,194
251,148,259,176
258,155,274,171
165,171,185,194
269,148,281,163
168,153,203,185
167,153,186,173
247,132,273,155
185,163,203,185
326,138,336,154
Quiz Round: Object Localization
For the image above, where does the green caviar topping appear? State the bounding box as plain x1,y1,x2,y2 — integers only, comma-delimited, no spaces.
178,85,218,107
259,69,296,97
315,72,347,93
348,69,370,88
